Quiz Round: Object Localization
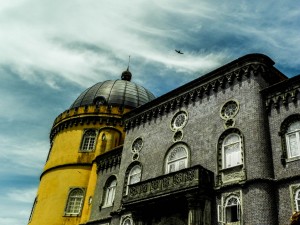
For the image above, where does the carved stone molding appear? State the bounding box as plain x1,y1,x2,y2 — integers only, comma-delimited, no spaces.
96,147,122,172
125,63,269,131
50,116,123,141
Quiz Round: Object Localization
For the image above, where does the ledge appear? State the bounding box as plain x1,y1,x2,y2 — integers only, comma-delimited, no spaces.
122,165,214,206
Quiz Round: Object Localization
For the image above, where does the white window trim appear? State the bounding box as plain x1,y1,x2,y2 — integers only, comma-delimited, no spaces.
120,214,133,225
218,195,241,224
64,188,85,216
126,165,141,195
165,144,189,174
222,133,242,169
81,130,97,152
103,179,117,208
286,127,300,159
296,189,300,212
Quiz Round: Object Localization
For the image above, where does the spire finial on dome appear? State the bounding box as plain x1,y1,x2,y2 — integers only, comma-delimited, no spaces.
121,55,132,81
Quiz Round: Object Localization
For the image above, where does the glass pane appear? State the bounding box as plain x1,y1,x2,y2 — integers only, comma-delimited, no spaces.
288,134,299,157
178,160,186,170
169,163,175,172
168,146,187,161
288,121,300,132
224,134,239,145
224,143,240,168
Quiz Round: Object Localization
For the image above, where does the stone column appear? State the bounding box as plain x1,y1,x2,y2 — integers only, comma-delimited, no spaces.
187,195,202,225
187,195,211,225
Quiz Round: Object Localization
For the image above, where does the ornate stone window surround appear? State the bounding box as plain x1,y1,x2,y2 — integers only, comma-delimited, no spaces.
120,214,133,225
290,184,300,212
80,129,99,152
218,191,242,225
164,142,190,174
64,187,85,216
217,128,244,171
123,161,143,196
279,114,300,164
170,110,189,131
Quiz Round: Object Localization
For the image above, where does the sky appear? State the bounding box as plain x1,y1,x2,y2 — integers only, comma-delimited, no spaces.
0,0,299,224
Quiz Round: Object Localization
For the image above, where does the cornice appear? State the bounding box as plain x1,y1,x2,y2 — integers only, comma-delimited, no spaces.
124,61,277,131
95,146,123,173
40,163,92,180
50,115,124,141
262,74,300,111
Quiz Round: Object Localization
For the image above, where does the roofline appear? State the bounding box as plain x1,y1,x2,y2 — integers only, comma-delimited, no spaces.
124,53,287,120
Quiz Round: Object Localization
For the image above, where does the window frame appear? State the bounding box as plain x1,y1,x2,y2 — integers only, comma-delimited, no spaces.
218,195,241,224
279,114,300,165
102,177,117,208
165,143,189,174
285,121,300,159
80,129,98,152
222,133,242,169
217,128,244,172
64,188,85,216
126,165,142,195
296,189,300,212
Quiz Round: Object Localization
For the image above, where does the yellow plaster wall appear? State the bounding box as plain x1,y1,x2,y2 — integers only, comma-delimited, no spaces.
29,106,127,225
29,166,91,225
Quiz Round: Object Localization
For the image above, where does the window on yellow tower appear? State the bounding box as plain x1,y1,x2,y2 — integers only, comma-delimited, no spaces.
81,130,97,152
65,188,85,216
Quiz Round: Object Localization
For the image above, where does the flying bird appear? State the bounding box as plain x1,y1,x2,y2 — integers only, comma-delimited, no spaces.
175,49,184,54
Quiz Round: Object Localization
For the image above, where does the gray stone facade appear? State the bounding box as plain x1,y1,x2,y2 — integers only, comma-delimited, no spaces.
87,54,300,225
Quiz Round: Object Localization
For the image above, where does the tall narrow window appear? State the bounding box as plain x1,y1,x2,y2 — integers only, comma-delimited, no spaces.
222,134,242,168
103,178,117,207
126,165,141,194
166,144,188,173
81,130,97,151
225,196,240,223
65,188,84,216
296,189,300,212
286,121,300,158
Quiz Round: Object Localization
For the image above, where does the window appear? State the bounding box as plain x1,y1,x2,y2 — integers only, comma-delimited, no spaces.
103,178,117,207
286,121,300,158
225,196,240,222
171,111,188,131
166,144,188,173
122,218,132,225
65,188,84,216
126,165,141,194
222,134,242,169
218,196,241,224
296,189,300,212
81,130,97,151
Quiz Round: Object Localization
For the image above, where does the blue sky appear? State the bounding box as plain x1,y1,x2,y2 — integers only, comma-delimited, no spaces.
0,0,299,224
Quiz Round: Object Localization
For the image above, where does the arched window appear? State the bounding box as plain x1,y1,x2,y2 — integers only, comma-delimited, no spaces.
222,133,242,169
285,121,300,158
81,130,97,151
296,189,300,212
65,188,84,216
165,144,188,173
122,217,133,225
103,178,117,207
126,165,141,194
225,196,240,223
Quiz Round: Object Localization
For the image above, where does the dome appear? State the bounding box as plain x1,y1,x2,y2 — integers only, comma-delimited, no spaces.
70,79,155,109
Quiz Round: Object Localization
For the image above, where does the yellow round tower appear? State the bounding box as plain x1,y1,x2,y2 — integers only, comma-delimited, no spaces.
28,69,155,225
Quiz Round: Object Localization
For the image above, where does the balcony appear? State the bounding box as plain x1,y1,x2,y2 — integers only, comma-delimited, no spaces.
123,165,214,206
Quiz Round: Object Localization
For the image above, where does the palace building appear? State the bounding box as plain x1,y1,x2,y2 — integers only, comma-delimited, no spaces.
28,54,300,225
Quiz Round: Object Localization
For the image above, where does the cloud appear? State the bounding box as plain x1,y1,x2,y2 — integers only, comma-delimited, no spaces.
0,1,299,225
